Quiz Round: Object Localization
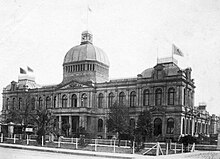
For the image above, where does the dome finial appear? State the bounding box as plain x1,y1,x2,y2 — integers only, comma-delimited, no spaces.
81,30,93,45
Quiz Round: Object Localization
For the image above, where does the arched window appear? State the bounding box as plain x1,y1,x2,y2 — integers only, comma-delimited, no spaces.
168,88,175,105
155,88,162,105
53,96,57,108
71,94,77,107
130,118,135,129
81,93,87,107
98,119,103,132
198,123,201,133
31,98,35,110
18,98,22,110
186,119,189,134
184,88,186,105
190,120,192,134
119,92,125,105
130,91,136,107
154,118,162,136
38,97,43,108
108,93,114,107
167,118,174,134
5,98,9,110
194,121,197,134
98,93,104,108
62,95,67,108
188,91,191,107
12,98,15,110
46,96,51,109
143,89,149,106
182,118,185,134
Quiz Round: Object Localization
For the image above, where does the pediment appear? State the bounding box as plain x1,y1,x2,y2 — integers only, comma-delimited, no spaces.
154,64,164,70
150,106,166,114
56,80,94,90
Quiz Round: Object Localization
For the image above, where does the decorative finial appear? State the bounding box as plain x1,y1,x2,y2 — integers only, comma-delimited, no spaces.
81,30,93,44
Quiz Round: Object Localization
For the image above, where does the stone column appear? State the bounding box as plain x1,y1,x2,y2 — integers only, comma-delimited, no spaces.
58,93,61,108
89,91,93,108
192,91,195,107
69,116,72,135
79,116,87,130
77,92,80,107
67,93,70,107
184,118,187,135
104,90,107,109
162,116,166,138
115,89,118,105
104,119,107,138
163,87,167,106
126,89,129,107
192,118,195,136
137,87,141,107
151,87,154,106
58,115,62,134
177,86,183,105
217,133,220,150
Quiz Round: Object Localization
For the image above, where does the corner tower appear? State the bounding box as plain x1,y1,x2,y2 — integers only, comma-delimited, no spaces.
63,31,110,83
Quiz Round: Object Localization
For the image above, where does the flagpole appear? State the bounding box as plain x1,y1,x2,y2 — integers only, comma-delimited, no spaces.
172,44,174,65
156,46,159,64
86,5,89,30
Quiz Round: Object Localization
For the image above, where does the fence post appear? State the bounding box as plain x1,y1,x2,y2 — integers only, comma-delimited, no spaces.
188,144,190,152
181,143,183,153
27,135,29,145
71,137,73,143
156,142,159,156
193,143,195,152
42,136,44,146
166,142,168,155
1,133,3,143
95,139,97,151
14,134,16,144
125,140,127,147
132,141,135,154
75,138,78,149
58,137,61,148
174,143,177,154
190,143,195,152
113,140,116,153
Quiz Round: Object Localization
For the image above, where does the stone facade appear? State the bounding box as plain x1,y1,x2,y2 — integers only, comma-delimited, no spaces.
1,31,219,141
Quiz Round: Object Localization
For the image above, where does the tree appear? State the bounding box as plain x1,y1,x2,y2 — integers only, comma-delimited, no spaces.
107,101,130,140
178,135,197,152
4,91,56,145
4,93,34,136
30,108,56,145
134,110,153,147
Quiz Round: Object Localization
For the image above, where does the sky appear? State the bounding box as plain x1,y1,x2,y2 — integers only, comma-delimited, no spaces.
0,0,220,115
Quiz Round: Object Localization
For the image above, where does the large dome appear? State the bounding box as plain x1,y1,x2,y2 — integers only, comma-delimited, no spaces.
63,43,110,66
62,31,110,83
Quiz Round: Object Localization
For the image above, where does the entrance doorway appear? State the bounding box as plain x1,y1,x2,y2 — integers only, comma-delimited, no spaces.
154,118,162,136
72,116,79,136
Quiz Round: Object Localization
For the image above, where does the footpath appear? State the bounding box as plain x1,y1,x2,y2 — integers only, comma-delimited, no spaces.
0,143,148,159
1,143,219,159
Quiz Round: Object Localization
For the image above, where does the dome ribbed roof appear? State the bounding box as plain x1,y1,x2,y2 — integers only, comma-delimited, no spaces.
141,68,154,78
63,43,110,66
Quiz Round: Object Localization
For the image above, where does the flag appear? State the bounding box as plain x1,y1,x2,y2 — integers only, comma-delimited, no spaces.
172,44,184,57
20,68,27,74
27,66,33,72
88,6,92,12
